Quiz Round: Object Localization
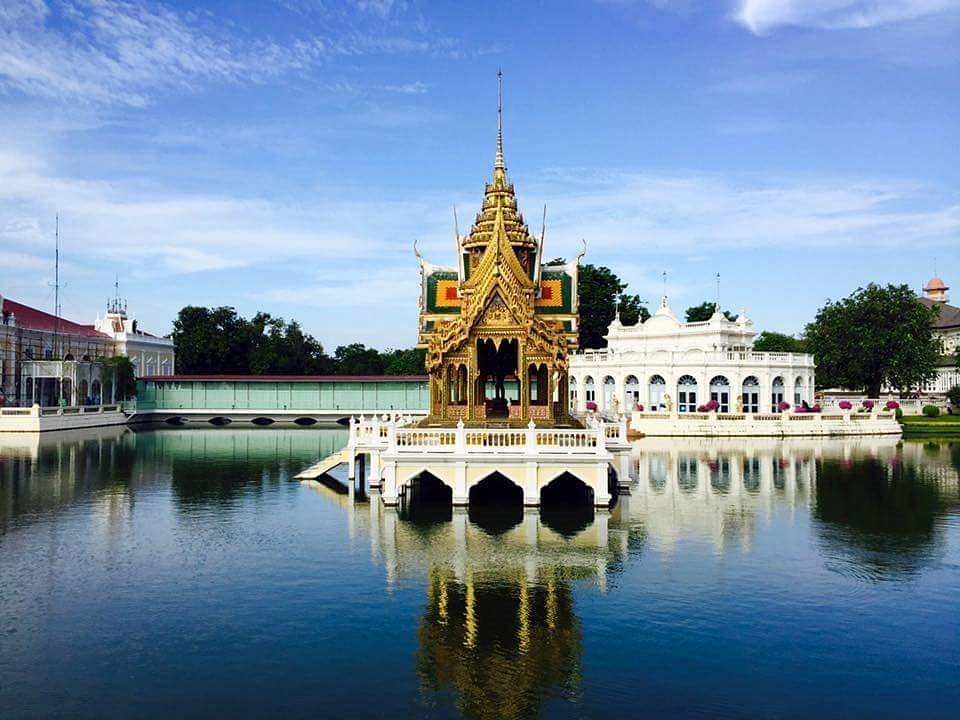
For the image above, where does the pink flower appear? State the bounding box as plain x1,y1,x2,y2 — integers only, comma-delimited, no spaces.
838,400,853,410
778,400,790,411
862,399,875,409
885,400,900,410
585,401,598,411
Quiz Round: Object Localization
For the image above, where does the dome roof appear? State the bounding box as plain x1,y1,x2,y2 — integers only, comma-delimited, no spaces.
925,276,948,290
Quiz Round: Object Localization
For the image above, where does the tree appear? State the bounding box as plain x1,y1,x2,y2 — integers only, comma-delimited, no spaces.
172,306,330,374
577,264,650,349
172,306,251,374
102,355,136,401
381,347,426,375
685,301,735,323
805,284,942,397
947,385,960,408
753,331,807,354
333,343,386,375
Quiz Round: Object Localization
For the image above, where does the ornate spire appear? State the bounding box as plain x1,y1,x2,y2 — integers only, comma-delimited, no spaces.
495,68,504,173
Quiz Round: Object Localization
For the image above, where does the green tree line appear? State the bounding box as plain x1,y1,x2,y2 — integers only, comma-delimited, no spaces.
170,277,949,398
172,306,425,376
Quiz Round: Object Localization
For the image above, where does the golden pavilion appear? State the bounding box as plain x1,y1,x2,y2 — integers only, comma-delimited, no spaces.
417,74,580,425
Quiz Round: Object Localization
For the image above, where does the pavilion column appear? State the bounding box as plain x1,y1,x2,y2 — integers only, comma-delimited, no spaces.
518,342,528,420
440,366,449,418
467,348,476,421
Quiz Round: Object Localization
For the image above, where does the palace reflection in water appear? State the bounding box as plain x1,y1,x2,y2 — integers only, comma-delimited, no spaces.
2,429,959,719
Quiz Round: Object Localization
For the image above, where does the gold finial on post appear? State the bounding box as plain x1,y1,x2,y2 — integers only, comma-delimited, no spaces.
495,68,505,172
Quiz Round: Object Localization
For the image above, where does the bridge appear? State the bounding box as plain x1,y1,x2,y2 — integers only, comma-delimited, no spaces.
298,413,635,508
133,374,429,426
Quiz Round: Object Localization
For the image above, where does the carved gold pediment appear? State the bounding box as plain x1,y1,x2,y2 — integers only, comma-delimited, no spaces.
476,292,516,328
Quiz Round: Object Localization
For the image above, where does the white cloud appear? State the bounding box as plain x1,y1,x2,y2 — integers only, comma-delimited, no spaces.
526,169,960,256
735,0,960,34
0,0,458,107
384,81,430,94
0,0,331,106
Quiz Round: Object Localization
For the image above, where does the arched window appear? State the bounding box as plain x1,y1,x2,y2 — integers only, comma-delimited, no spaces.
709,375,731,412
624,375,640,407
677,375,698,413
649,375,666,410
771,376,785,413
569,376,578,407
602,376,616,410
742,376,759,414
584,376,595,403
794,376,804,406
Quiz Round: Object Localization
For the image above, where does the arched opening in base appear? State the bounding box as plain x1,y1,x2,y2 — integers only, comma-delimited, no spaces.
540,472,595,538
468,472,523,535
404,471,452,523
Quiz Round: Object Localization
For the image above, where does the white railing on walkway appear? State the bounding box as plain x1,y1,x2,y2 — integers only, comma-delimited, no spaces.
573,348,813,366
5,404,124,418
347,413,628,457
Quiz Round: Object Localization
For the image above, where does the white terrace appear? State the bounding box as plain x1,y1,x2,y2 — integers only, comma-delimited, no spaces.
297,414,635,508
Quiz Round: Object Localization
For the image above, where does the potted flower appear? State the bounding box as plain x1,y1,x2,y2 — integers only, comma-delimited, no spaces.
862,399,875,410
838,400,853,411
885,400,900,410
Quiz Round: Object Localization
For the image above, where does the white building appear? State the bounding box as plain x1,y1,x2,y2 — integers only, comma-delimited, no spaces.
94,299,175,378
918,276,960,395
568,298,815,414
0,293,174,406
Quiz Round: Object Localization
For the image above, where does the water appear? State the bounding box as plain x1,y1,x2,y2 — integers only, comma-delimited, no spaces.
1,428,958,719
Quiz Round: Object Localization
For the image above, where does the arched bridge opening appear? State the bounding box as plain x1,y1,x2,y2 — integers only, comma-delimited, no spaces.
539,472,595,538
468,472,523,535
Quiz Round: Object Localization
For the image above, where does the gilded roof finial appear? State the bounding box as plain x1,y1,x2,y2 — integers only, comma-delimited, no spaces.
495,68,505,172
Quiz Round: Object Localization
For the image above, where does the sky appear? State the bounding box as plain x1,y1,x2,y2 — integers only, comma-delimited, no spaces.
1,0,958,350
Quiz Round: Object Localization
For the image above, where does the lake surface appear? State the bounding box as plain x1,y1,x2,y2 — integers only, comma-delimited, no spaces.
1,428,958,719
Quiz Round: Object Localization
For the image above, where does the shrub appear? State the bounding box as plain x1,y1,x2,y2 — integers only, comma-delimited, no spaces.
862,399,875,410
838,400,853,410
885,400,900,410
895,408,903,419
922,404,940,418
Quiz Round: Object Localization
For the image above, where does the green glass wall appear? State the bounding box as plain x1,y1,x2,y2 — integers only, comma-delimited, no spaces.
136,379,429,412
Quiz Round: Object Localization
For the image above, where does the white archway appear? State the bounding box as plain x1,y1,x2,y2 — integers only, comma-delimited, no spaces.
624,375,640,409
583,376,596,407
709,375,731,412
772,376,785,413
677,375,698,413
742,376,759,413
649,374,666,410
602,376,616,411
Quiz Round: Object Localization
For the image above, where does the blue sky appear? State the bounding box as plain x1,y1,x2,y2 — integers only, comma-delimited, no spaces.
1,0,958,350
